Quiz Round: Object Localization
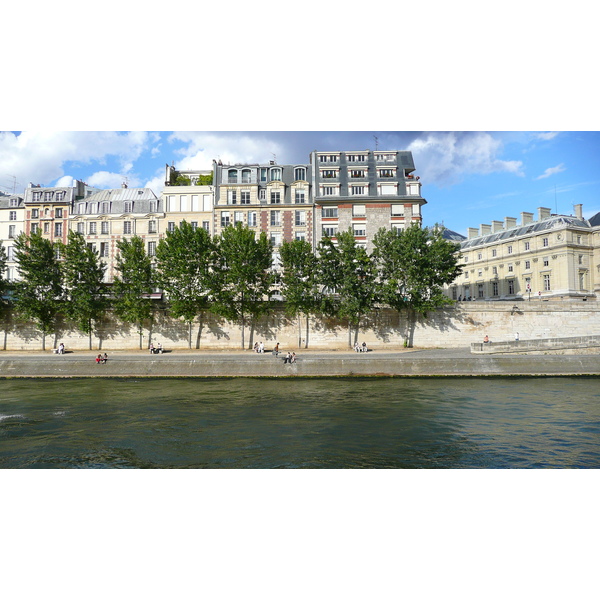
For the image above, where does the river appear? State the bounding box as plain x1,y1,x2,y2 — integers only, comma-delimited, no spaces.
1,377,599,468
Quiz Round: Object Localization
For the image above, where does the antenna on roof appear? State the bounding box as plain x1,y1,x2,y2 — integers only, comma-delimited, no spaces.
271,153,277,164
373,135,379,151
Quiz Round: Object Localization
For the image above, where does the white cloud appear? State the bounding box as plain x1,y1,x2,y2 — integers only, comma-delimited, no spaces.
534,132,559,141
0,131,153,191
55,175,74,187
407,132,524,187
535,163,566,180
86,171,138,189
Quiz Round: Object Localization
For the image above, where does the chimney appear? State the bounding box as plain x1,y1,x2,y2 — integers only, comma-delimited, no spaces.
467,227,479,239
504,216,517,229
537,207,551,221
480,224,491,236
491,220,504,233
521,212,534,225
574,204,583,219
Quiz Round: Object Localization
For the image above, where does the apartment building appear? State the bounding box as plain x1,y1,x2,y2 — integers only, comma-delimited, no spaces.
70,185,161,282
310,150,426,252
447,205,600,301
0,193,25,283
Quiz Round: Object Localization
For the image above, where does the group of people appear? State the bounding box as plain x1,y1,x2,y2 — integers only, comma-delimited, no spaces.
353,342,369,352
149,343,163,354
95,353,108,364
253,341,265,353
282,351,297,364
53,342,65,354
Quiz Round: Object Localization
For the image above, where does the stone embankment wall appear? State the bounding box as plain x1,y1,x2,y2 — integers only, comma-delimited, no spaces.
1,300,599,351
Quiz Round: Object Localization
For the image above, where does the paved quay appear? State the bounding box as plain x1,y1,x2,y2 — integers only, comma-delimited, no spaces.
1,348,599,377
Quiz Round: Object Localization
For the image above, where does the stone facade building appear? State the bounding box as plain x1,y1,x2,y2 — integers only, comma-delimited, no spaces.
447,204,600,301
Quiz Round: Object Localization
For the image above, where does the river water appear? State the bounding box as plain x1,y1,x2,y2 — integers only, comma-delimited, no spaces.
1,377,599,468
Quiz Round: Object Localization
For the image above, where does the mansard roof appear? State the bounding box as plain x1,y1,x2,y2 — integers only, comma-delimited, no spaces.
460,214,591,250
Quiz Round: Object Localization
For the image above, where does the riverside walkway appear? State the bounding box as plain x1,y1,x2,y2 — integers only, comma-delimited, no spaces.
1,348,599,377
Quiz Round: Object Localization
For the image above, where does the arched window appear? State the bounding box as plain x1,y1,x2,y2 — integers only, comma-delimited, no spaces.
228,169,238,183
294,167,306,181
241,169,251,183
270,168,282,182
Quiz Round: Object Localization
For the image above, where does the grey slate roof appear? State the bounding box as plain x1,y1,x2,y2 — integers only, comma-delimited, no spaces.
460,215,590,250
588,211,600,227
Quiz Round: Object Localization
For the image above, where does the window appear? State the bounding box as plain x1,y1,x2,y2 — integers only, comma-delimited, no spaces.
221,212,230,228
391,204,404,216
31,223,39,234
88,222,97,235
525,260,531,270
227,190,237,204
270,211,281,226
350,170,366,178
543,237,549,247
378,183,397,195
295,167,306,181
478,269,483,277
477,253,482,260
234,211,244,224
577,235,582,244
124,221,133,234
478,284,484,298
202,221,210,231
452,287,457,300
259,189,266,201
295,189,305,204
508,264,513,272
544,274,551,291
507,245,513,254
54,223,62,237
353,225,366,237
319,155,338,163
351,186,366,196
524,241,530,250
270,232,282,246
295,211,306,226
32,191,41,201
78,204,85,215
270,191,281,204
240,191,250,205
492,281,499,296
323,226,337,237
55,192,64,202
9,211,16,221
55,208,63,218
579,254,583,265
270,168,282,182
321,186,339,196
124,202,133,213
347,154,366,163
100,242,109,257
7,246,14,261
167,221,175,233
228,169,238,183
241,169,251,184
295,232,306,241
508,280,515,294
32,208,39,218
322,207,338,218
248,212,257,227
191,221,198,230
44,222,50,234
492,249,497,257
352,204,366,217
44,191,52,201
148,241,156,257
464,256,469,263
493,266,498,275
148,220,156,234
378,169,394,178
543,257,549,267
8,225,15,238
321,170,337,179
260,168,268,182
101,202,109,214
101,221,109,234
149,201,157,213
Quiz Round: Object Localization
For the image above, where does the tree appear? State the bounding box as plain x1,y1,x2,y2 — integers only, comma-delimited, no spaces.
155,221,214,348
61,231,107,349
211,223,275,349
112,236,155,349
317,229,379,347
372,224,463,346
0,245,10,348
13,231,64,350
279,239,320,348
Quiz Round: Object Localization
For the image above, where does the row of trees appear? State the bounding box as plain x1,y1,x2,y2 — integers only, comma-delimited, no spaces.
0,223,462,350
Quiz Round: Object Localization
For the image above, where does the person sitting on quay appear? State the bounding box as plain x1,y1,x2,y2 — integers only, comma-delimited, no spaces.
102,353,108,364
259,341,265,353
354,342,360,352
361,342,368,352
149,343,155,354
290,352,297,364
157,342,163,354
283,352,293,364
483,335,490,343
95,354,103,364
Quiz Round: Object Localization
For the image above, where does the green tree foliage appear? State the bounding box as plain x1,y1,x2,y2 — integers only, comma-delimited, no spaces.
0,245,9,333
155,221,214,348
174,174,192,186
317,229,379,346
211,223,274,349
112,236,155,349
372,224,463,346
279,239,319,348
13,231,64,350
61,231,107,349
197,174,213,185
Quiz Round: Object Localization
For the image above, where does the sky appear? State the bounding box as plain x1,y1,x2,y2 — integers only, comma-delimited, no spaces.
1,130,599,236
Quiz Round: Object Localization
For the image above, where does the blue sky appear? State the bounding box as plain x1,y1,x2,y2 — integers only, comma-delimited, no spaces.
1,130,599,236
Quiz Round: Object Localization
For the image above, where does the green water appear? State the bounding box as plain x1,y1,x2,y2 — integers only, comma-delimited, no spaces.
1,377,599,468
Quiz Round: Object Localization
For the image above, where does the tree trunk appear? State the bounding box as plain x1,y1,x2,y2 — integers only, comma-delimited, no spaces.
188,321,193,349
196,314,204,349
42,331,46,352
297,314,302,348
305,313,310,349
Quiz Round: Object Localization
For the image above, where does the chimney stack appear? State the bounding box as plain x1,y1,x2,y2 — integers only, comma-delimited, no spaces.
574,204,583,219
504,216,517,229
467,227,479,239
521,212,534,225
492,220,504,233
480,224,491,236
537,207,551,221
